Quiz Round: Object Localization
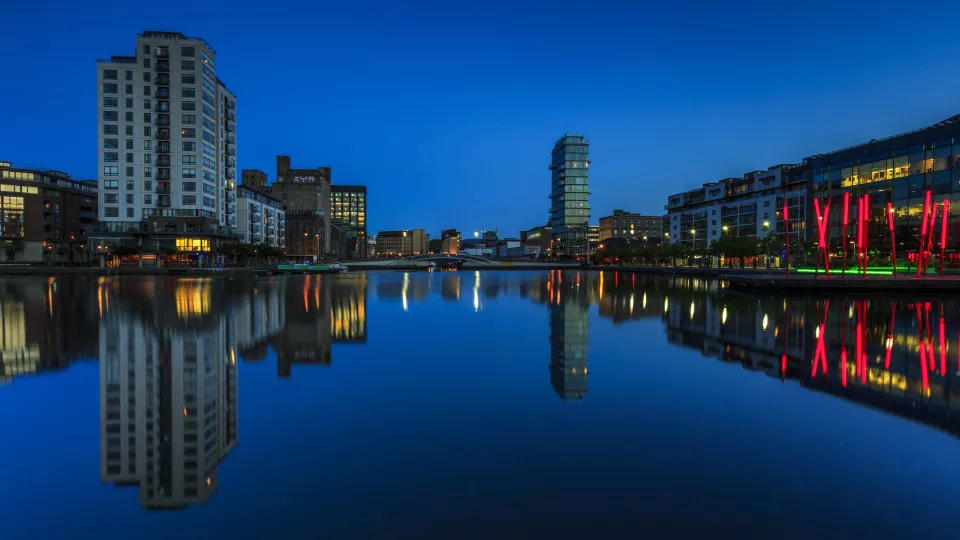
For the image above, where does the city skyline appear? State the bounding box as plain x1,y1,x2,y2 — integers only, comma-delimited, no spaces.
2,1,960,236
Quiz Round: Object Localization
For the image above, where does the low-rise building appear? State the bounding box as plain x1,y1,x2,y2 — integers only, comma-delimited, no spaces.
375,229,428,257
237,184,285,248
0,161,98,262
441,229,460,254
599,210,662,243
587,225,600,246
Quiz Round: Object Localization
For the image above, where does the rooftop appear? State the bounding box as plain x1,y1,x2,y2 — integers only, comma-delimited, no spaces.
806,113,960,162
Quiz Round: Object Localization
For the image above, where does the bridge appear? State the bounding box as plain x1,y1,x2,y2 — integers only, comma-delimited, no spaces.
406,253,497,265
344,253,577,269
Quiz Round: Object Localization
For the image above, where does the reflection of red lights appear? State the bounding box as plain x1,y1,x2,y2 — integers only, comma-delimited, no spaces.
813,198,831,275
916,304,929,392
812,301,830,378
885,302,895,369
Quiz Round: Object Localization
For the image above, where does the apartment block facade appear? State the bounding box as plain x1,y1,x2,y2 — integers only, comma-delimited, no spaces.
95,31,237,255
549,134,590,256
375,229,428,257
598,210,662,244
237,184,285,247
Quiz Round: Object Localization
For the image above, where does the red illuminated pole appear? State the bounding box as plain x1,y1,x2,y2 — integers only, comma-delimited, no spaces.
862,194,870,275
783,199,790,278
887,203,897,277
926,202,939,277
814,198,823,278
842,192,850,275
917,191,932,278
940,201,949,276
857,197,863,274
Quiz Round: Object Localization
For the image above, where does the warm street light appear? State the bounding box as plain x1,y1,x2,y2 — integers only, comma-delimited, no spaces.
690,229,696,236
763,221,770,228
722,225,729,232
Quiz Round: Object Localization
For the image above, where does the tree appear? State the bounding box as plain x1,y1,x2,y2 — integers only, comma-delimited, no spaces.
428,239,442,253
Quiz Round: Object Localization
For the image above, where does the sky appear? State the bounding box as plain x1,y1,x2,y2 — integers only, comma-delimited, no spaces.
1,0,959,237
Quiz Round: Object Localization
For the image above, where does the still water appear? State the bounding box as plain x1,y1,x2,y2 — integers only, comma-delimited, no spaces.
1,270,960,539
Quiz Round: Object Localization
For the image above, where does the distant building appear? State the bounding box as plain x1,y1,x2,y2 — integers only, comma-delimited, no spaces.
548,134,590,256
495,238,523,258
330,185,367,258
441,229,460,254
240,169,269,191
599,210,662,243
271,156,331,259
586,225,600,246
0,161,98,262
375,229,428,257
237,184,285,248
521,225,551,257
94,31,238,258
365,236,376,257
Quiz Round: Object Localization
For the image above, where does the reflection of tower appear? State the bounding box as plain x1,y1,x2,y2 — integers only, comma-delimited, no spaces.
99,290,236,510
272,274,332,377
440,274,461,302
548,271,589,400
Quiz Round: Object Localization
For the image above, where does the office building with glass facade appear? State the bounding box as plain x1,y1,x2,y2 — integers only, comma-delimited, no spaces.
548,135,590,256
330,185,367,258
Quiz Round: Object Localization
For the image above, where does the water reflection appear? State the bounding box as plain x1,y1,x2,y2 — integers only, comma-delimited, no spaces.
4,270,960,518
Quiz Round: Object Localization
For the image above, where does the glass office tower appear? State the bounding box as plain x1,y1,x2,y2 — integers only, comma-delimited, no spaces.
549,134,590,256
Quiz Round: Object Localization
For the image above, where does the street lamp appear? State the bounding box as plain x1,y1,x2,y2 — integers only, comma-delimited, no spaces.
722,225,729,232
763,220,770,229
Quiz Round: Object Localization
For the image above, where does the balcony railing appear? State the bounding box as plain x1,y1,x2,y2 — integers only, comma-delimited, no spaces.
156,143,170,154
156,88,170,98
225,110,235,121
225,122,235,133
156,129,171,140
155,48,169,58
156,117,170,126
155,60,169,72
156,156,171,166
155,74,170,85
226,134,235,144
155,103,170,112
156,183,171,194
156,169,171,180
226,158,235,168
156,196,171,207
225,147,234,156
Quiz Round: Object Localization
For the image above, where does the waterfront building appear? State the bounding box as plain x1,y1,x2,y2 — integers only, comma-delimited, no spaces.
806,114,960,259
94,31,238,257
236,184,285,248
549,134,590,256
271,155,332,259
240,169,268,191
586,225,600,246
375,229,428,257
440,229,460,254
666,164,807,249
330,185,367,258
599,210,662,244
0,161,98,262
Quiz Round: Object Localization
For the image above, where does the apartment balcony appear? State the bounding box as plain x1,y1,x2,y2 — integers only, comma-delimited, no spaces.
156,143,170,154
225,110,235,121
226,134,235,144
155,156,171,167
156,169,171,181
226,158,235,168
156,196,171,207
79,211,98,220
156,116,170,127
226,192,236,203
155,103,170,113
225,146,235,156
156,129,170,140
225,122,235,133
155,74,170,85
155,48,169,58
225,100,234,109
155,60,169,72
156,88,170,99
156,182,171,194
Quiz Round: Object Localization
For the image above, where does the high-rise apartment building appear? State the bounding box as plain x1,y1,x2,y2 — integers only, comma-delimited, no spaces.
330,185,367,257
95,31,237,256
549,135,590,256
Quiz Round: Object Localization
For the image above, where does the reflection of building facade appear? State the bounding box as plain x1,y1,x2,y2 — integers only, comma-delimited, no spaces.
99,280,237,509
330,274,368,342
0,277,98,384
546,271,589,399
270,274,332,376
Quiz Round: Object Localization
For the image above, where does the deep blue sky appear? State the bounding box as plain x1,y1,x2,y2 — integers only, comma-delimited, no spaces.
2,0,958,237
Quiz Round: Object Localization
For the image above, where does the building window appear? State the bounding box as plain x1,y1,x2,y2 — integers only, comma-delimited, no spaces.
104,194,119,204
143,44,150,55
103,166,119,176
103,124,118,135
182,142,196,152
143,140,152,151
126,207,134,218
125,194,134,204
104,152,119,163
124,84,133,94
103,69,118,80
181,128,196,138
182,195,197,205
182,114,196,125
144,194,152,205
144,167,152,177
183,168,197,178
144,98,151,109
182,60,195,70
125,98,133,108
142,72,151,82
125,70,133,81
143,58,150,68
144,86,151,96
143,126,152,136
103,97,118,108
103,83,118,94
182,155,196,165
182,73,196,84
144,154,151,165
125,167,134,177
182,87,196,98
144,181,152,191
182,182,197,192
142,112,151,123
125,180,134,190
104,180,118,189
125,125,133,136
103,110,118,121
125,111,133,122
104,207,119,217
182,101,196,111
104,139,118,149
181,46,195,57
